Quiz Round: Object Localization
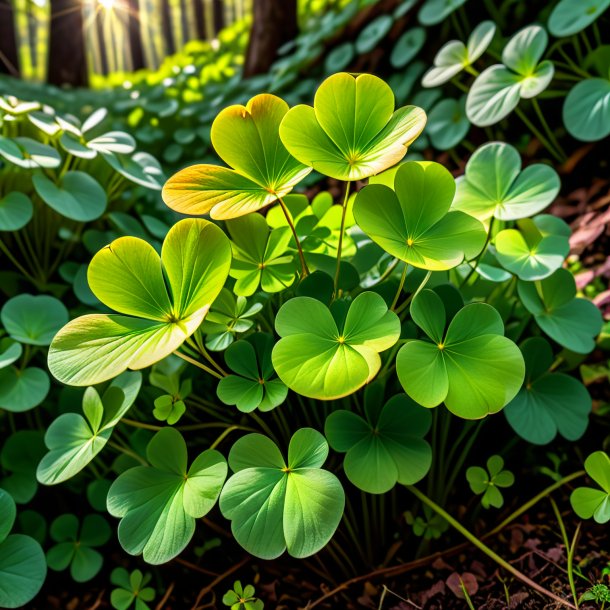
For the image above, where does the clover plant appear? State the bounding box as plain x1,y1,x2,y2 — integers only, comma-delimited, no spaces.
0,67,601,604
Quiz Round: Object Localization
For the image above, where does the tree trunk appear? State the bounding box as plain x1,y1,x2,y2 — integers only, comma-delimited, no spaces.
127,0,145,71
243,0,298,77
48,0,87,86
0,1,19,76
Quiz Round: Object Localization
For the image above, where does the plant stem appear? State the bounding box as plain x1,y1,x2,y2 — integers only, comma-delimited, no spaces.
407,485,577,609
490,470,585,536
174,350,223,379
186,337,228,376
120,418,163,431
107,439,148,466
391,264,408,310
515,107,564,162
531,98,566,161
277,195,309,277
395,271,432,316
458,217,495,289
210,425,240,449
550,497,580,609
334,181,352,294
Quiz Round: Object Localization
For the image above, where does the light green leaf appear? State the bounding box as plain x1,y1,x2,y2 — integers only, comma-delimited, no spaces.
107,428,227,564
2,294,68,346
495,215,570,280
549,0,610,37
272,292,400,399
518,269,603,353
354,161,486,270
219,429,345,559
570,451,610,524
48,218,231,386
563,79,610,142
280,73,426,181
422,21,495,87
162,94,311,219
37,372,142,485
453,142,560,222
227,214,296,296
397,290,524,418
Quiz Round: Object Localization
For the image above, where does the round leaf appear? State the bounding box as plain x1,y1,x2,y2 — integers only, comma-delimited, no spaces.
1,294,68,346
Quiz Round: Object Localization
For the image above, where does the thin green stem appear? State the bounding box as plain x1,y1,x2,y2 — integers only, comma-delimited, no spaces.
334,181,352,294
174,350,223,379
277,195,309,277
186,337,228,376
107,439,148,466
550,497,580,609
395,270,432,316
407,486,577,609
120,418,163,431
459,217,495,289
210,425,240,450
490,471,585,536
531,98,566,161
515,107,564,162
0,238,37,282
390,264,408,310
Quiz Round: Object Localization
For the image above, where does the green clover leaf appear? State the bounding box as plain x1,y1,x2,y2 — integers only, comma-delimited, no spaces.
107,427,227,564
37,371,142,485
0,366,50,412
466,455,514,509
570,451,610,524
426,96,471,151
453,142,560,223
110,568,156,610
325,389,432,494
46,513,111,582
0,489,46,609
279,72,426,181
272,292,401,400
417,0,467,25
198,288,263,351
504,338,591,445
0,431,45,503
162,94,311,219
219,428,345,559
48,218,232,385
226,213,296,296
354,161,486,271
1,294,68,346
518,268,603,353
549,0,610,37
397,289,525,419
217,333,288,413
563,78,610,142
222,581,264,610
0,192,33,231
495,214,570,280
467,26,554,126
422,21,496,87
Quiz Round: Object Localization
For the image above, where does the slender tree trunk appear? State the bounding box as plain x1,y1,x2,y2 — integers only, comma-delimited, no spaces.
0,0,19,76
243,0,298,77
127,0,145,70
48,0,87,86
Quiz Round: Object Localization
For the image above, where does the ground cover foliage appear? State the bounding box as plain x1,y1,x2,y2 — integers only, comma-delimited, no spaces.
0,0,610,608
